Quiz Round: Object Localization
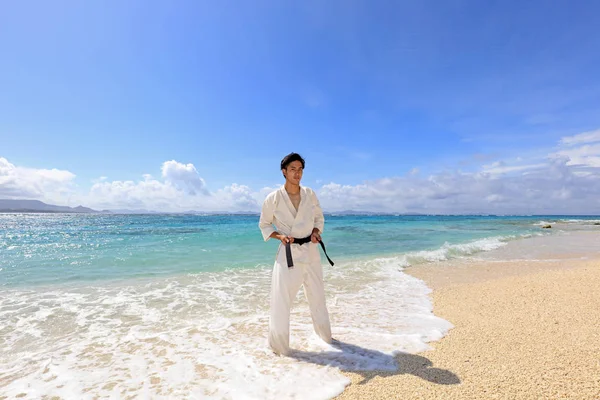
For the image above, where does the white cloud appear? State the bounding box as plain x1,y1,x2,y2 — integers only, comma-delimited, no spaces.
317,152,600,214
0,157,76,202
161,160,208,196
559,129,600,146
0,157,255,212
87,177,183,211
554,143,600,168
481,161,546,175
81,161,263,212
485,194,504,203
214,184,259,211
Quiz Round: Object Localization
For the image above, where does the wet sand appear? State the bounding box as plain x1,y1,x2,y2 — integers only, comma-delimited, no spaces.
337,254,600,399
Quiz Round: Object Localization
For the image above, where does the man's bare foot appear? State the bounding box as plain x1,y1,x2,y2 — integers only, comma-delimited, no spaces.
271,347,290,357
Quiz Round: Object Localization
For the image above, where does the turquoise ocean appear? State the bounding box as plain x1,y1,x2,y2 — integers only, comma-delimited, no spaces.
2,213,588,287
1,213,599,399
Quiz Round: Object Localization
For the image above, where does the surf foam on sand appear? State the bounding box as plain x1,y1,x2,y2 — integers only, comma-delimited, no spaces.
1,253,451,399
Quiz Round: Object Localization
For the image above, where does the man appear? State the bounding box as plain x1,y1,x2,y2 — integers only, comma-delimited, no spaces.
258,152,332,356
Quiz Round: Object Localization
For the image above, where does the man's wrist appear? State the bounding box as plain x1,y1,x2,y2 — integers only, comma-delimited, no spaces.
269,232,281,240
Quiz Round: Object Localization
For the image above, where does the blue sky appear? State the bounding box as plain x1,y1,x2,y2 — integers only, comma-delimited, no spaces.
2,1,600,213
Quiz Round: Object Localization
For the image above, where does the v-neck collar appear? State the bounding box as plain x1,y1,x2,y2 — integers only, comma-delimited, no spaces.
281,185,302,218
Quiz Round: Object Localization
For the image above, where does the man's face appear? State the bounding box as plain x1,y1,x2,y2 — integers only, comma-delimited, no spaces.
283,161,303,185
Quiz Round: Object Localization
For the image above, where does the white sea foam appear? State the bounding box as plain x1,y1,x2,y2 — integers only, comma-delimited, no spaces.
535,220,556,226
0,255,452,399
381,235,517,267
533,219,600,234
471,229,600,262
561,219,600,223
3,232,543,399
535,219,600,226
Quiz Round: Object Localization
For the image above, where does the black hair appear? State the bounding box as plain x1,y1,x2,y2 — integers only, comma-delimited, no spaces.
280,152,305,171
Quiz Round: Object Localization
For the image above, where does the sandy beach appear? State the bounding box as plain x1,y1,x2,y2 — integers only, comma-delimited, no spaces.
337,255,600,399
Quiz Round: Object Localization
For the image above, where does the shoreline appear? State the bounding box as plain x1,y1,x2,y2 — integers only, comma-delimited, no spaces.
336,244,600,399
0,231,547,291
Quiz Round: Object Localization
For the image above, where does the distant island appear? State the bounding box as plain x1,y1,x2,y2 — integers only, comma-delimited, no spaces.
0,199,263,215
0,199,418,215
2,199,518,216
0,199,104,214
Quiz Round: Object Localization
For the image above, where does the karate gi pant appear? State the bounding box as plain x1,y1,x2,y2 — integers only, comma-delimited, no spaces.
269,242,332,355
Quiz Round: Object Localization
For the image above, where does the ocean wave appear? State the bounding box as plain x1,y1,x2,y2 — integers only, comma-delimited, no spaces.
367,234,542,269
535,219,600,226
560,219,600,224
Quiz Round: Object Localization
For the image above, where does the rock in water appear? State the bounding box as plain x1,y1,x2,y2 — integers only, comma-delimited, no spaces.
542,224,552,229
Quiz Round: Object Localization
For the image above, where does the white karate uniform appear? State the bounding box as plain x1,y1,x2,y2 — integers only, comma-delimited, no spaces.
259,186,332,355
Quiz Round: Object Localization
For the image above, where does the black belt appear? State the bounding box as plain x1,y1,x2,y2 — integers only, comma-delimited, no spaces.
284,235,334,268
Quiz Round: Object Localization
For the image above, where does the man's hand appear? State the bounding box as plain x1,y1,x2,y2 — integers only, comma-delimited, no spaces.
311,228,321,243
269,232,294,244
278,234,294,244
